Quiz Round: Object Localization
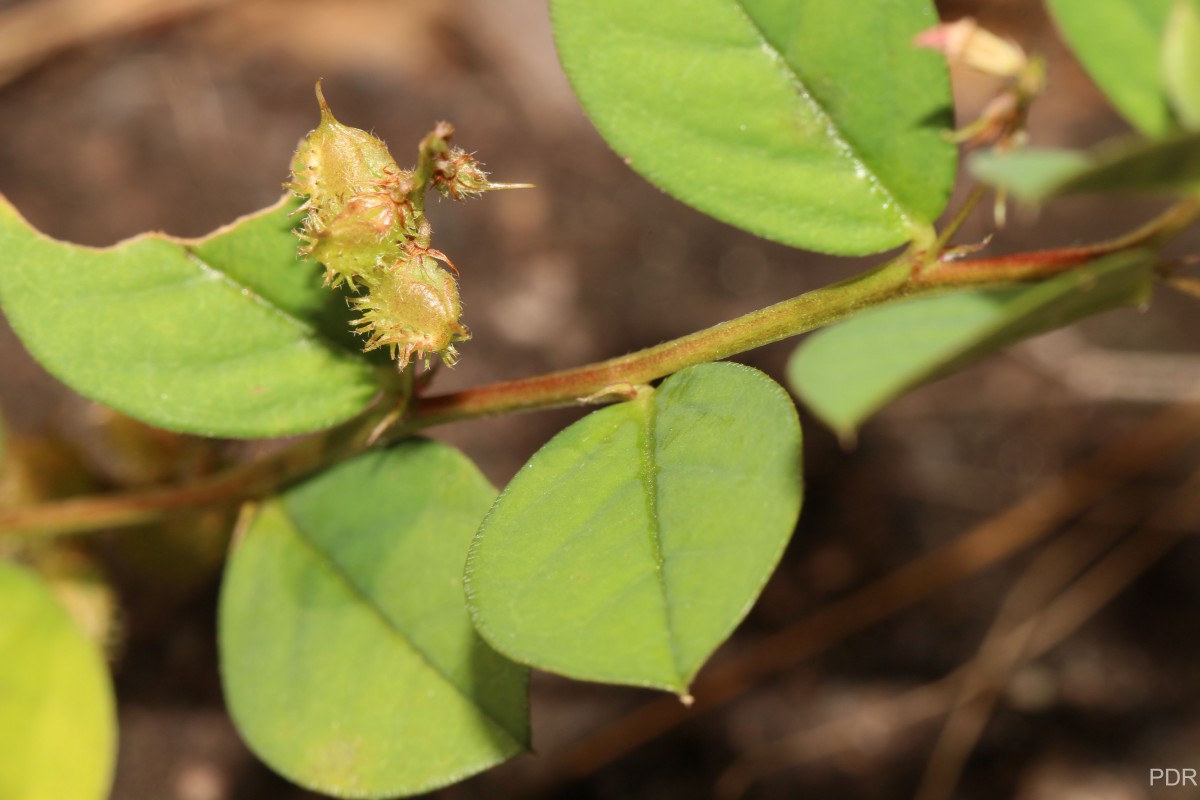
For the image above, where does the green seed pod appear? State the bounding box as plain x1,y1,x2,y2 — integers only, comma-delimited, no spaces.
303,192,406,288
289,83,400,214
351,253,469,367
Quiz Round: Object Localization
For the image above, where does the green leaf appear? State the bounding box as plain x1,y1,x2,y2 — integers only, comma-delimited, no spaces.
970,133,1200,200
465,362,802,694
968,147,1091,200
0,195,380,438
0,561,116,800
219,441,528,799
786,251,1156,439
1055,133,1200,194
1047,0,1175,136
1164,0,1200,129
551,0,956,255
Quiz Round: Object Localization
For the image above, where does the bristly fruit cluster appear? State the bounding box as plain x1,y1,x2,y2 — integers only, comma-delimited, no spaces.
287,82,522,369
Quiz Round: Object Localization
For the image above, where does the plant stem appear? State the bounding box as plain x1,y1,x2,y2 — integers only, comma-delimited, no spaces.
414,198,1200,424
409,122,453,219
0,405,401,538
412,254,920,424
2,200,1196,538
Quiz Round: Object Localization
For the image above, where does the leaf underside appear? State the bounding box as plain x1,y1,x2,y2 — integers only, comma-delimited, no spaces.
970,131,1200,201
787,251,1158,438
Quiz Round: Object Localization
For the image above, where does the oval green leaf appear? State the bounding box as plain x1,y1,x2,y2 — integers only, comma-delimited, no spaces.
968,147,1092,200
971,132,1200,200
465,362,803,694
0,561,116,800
1164,0,1200,130
786,251,1157,439
1047,0,1175,136
219,441,528,799
0,195,380,438
551,0,956,255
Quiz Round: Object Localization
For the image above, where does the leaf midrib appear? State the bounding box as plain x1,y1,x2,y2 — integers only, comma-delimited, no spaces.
284,511,526,749
635,391,687,688
730,0,915,233
182,248,363,357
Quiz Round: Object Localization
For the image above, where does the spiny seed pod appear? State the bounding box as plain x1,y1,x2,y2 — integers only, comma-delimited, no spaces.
303,192,408,289
288,83,401,212
351,252,469,367
287,82,469,369
432,146,534,201
433,147,493,200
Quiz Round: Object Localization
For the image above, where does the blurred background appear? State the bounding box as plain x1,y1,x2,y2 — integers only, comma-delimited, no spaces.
3,0,1200,798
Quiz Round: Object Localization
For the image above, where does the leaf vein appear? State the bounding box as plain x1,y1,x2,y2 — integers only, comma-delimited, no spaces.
637,391,686,686
182,251,329,340
730,0,914,233
283,513,524,747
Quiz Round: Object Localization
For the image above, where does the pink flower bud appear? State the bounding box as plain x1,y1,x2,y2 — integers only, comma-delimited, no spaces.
915,18,1028,78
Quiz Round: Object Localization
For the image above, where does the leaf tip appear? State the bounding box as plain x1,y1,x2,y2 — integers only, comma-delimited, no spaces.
835,426,859,451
